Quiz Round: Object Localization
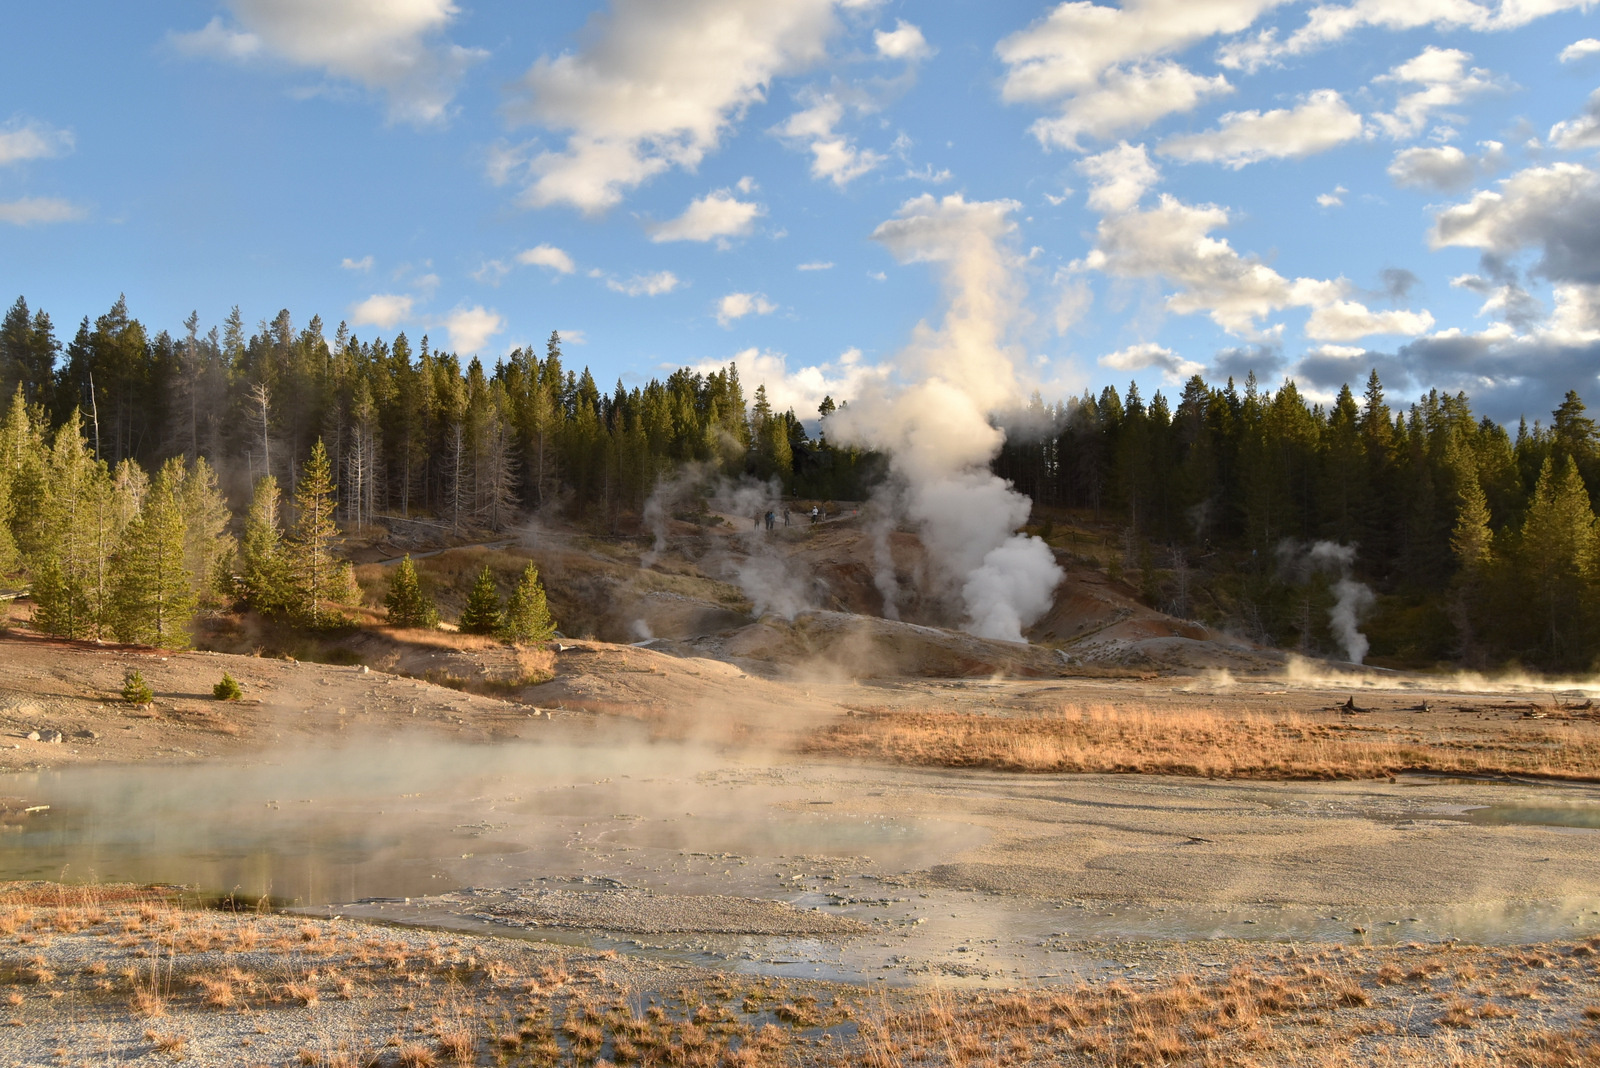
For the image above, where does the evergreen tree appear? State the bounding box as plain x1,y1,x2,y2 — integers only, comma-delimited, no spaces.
176,456,235,603
384,554,438,628
240,476,292,615
109,475,195,648
287,439,342,627
458,564,503,635
1513,455,1597,665
501,561,556,643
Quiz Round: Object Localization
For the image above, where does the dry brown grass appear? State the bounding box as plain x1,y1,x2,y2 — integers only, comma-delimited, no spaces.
805,703,1600,780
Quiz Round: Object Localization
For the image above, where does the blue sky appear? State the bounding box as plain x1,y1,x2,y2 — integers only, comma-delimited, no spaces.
2,0,1599,422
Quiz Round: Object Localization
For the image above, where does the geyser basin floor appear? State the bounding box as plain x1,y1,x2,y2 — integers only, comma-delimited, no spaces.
5,740,1599,986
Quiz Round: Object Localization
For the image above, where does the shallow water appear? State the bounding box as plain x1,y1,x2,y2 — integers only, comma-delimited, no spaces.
7,742,1599,986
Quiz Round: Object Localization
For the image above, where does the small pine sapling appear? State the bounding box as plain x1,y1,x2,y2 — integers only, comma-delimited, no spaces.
458,565,503,636
501,562,557,643
384,555,439,629
121,669,153,705
213,673,242,701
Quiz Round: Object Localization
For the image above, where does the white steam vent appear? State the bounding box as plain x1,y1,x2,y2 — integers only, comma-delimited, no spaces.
1276,539,1376,665
830,194,1063,643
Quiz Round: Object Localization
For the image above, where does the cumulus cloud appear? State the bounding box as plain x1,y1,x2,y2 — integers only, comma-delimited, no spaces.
503,0,841,213
1561,38,1600,63
1100,341,1204,381
515,243,576,273
340,255,373,272
1078,193,1434,340
1218,0,1589,72
694,345,888,417
0,119,74,167
1387,141,1504,191
996,0,1280,149
1029,62,1232,150
1157,89,1364,167
0,197,85,226
606,270,681,296
1317,184,1348,207
875,19,932,61
441,304,502,353
1431,162,1600,285
1550,89,1600,151
349,293,415,329
776,95,886,185
715,291,777,327
649,188,764,242
1077,141,1160,214
797,260,834,271
1371,47,1497,140
171,0,483,125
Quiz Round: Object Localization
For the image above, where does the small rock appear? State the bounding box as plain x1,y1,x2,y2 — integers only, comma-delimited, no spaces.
24,731,39,742
74,729,99,740
359,665,370,674
28,730,63,744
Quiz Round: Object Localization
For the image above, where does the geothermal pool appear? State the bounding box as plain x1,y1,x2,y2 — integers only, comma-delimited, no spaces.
7,738,1600,985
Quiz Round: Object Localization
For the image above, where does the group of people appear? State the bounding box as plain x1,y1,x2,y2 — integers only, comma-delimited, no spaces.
754,504,825,531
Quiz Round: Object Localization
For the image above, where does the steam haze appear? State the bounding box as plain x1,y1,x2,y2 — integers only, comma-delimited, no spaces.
830,194,1063,642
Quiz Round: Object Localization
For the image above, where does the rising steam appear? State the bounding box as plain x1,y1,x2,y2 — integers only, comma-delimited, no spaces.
1276,540,1376,665
829,194,1062,643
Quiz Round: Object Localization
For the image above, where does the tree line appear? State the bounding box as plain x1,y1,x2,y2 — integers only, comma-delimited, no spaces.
5,293,1600,669
995,373,1600,669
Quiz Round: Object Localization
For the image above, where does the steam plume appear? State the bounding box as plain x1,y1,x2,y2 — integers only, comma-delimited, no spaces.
1276,539,1376,664
829,194,1062,642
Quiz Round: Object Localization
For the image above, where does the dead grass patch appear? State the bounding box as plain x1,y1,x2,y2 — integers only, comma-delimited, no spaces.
804,703,1600,780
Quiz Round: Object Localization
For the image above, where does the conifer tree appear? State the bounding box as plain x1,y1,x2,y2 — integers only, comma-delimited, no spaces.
458,564,503,635
287,439,342,627
501,561,556,643
1515,455,1597,664
384,554,438,628
109,476,195,648
175,456,235,603
240,475,292,615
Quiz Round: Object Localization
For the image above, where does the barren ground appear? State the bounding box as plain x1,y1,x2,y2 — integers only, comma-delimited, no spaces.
3,514,1600,1064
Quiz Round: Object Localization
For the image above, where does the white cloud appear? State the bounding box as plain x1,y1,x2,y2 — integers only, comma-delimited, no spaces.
1099,341,1204,381
716,291,778,327
694,345,889,417
1371,47,1497,140
1030,62,1233,150
1157,89,1364,167
171,1,483,125
0,197,84,226
996,0,1279,148
1079,193,1434,340
606,271,681,296
340,255,373,272
797,260,834,270
1550,89,1600,151
349,293,415,329
515,243,577,273
503,0,841,213
1076,141,1159,214
875,19,932,61
1317,184,1348,207
0,119,74,167
1304,301,1436,341
1561,38,1600,63
1387,141,1505,191
441,304,503,353
776,95,886,185
649,189,764,242
1430,162,1600,287
1218,0,1589,71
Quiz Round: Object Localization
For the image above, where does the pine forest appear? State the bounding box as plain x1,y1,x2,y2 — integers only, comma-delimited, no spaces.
2,293,1598,671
